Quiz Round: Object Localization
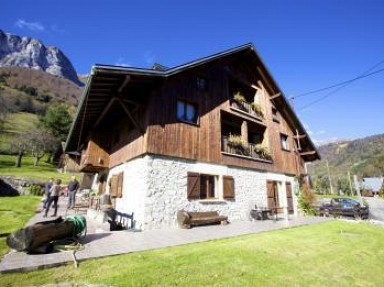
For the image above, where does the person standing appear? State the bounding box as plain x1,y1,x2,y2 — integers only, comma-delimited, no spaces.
43,178,53,209
67,176,79,209
44,179,61,217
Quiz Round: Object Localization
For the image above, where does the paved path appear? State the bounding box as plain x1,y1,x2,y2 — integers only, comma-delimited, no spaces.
0,196,331,273
364,196,384,221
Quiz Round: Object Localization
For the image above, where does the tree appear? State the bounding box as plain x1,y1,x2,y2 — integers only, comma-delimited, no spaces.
11,132,30,167
27,128,59,166
40,104,73,142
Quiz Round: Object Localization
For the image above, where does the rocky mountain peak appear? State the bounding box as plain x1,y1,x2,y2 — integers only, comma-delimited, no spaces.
0,29,82,86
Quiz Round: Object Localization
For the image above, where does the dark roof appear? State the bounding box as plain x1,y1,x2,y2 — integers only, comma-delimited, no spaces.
65,43,320,161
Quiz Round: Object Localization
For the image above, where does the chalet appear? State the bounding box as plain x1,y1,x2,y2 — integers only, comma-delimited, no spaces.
65,43,320,230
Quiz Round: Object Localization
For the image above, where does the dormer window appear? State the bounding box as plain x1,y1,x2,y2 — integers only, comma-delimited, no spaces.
177,100,198,124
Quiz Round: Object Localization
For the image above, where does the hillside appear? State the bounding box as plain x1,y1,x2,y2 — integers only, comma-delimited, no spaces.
0,67,83,153
308,134,384,192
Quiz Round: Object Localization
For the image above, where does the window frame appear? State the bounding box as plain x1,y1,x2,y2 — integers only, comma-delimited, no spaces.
176,99,199,125
280,133,290,151
187,172,234,200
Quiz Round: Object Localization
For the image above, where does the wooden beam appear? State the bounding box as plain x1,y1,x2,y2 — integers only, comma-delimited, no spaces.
300,151,317,156
116,98,144,134
269,93,281,100
118,75,131,93
92,97,116,129
293,134,307,139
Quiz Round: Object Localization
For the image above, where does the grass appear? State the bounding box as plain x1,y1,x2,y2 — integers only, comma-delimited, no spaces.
1,218,384,286
0,112,38,151
0,196,41,257
0,154,78,183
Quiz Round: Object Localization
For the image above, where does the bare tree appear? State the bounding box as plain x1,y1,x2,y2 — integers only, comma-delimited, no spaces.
11,132,30,168
27,128,59,166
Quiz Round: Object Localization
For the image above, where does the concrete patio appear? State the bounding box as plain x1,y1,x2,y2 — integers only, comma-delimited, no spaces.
0,196,331,274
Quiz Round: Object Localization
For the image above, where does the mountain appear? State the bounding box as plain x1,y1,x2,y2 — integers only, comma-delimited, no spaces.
0,29,82,86
308,134,384,191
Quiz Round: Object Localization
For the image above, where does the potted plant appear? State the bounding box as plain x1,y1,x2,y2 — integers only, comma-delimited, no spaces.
233,92,247,111
250,102,263,118
254,144,271,160
227,133,246,155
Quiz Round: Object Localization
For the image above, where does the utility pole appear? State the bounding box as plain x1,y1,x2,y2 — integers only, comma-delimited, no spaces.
353,175,363,205
326,159,334,194
347,171,353,196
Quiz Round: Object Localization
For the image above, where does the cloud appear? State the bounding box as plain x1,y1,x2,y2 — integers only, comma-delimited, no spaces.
15,19,44,31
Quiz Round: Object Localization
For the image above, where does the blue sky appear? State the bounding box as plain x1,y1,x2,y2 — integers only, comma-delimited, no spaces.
2,0,384,144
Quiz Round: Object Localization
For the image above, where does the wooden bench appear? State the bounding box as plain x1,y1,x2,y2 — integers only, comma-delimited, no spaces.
177,210,228,229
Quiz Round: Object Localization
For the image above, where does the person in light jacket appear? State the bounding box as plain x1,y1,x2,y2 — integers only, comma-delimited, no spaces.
44,178,62,217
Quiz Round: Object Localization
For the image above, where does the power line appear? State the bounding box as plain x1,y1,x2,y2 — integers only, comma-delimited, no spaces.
295,66,384,99
295,59,384,110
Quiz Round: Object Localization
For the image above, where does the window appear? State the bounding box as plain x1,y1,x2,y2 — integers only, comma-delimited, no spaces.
177,100,198,124
267,181,280,209
272,107,279,122
196,76,208,90
109,172,124,198
187,172,234,200
280,134,290,151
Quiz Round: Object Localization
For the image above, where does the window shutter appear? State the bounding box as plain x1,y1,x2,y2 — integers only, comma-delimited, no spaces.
116,172,124,198
286,182,294,213
187,172,200,199
109,175,118,197
223,175,234,199
267,181,275,209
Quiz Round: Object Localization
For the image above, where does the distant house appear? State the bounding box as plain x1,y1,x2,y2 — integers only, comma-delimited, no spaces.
64,43,320,230
361,177,384,195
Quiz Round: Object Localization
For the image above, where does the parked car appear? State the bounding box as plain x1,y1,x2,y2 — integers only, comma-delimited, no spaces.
318,198,369,220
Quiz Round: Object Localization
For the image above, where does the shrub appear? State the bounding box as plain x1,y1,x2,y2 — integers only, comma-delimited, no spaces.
298,184,317,216
28,184,44,196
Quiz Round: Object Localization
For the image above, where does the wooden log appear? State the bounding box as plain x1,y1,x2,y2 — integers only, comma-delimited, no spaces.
6,217,75,252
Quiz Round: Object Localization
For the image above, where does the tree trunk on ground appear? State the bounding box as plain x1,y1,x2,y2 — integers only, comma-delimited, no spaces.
6,217,75,252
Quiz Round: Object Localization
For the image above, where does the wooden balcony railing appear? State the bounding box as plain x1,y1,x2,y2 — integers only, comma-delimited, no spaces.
80,153,109,172
230,100,264,120
221,136,272,162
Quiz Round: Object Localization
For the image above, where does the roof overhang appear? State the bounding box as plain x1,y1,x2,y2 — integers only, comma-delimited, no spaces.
65,43,320,161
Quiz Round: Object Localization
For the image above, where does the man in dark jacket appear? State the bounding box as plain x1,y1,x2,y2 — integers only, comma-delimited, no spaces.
67,176,79,209
43,178,53,209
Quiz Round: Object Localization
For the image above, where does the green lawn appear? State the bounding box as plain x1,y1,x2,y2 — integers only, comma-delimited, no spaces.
1,216,384,286
0,154,78,183
0,196,41,257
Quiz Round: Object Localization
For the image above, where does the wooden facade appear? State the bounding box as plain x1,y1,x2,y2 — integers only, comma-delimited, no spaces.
65,44,319,178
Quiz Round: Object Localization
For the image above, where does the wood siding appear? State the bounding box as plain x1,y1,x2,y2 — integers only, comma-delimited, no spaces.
88,56,308,176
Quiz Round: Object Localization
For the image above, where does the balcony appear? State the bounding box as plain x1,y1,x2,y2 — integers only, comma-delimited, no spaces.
230,99,264,121
221,136,272,162
80,153,109,172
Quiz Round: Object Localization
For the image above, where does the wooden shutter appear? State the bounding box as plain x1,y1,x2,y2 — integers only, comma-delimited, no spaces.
116,172,124,198
286,182,294,214
267,181,276,209
109,175,118,197
223,175,235,199
187,172,200,199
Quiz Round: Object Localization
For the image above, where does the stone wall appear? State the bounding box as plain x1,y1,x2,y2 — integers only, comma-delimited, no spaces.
108,155,297,230
0,175,44,196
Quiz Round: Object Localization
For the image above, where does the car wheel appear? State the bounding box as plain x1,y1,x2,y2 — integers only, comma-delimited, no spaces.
354,212,361,220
